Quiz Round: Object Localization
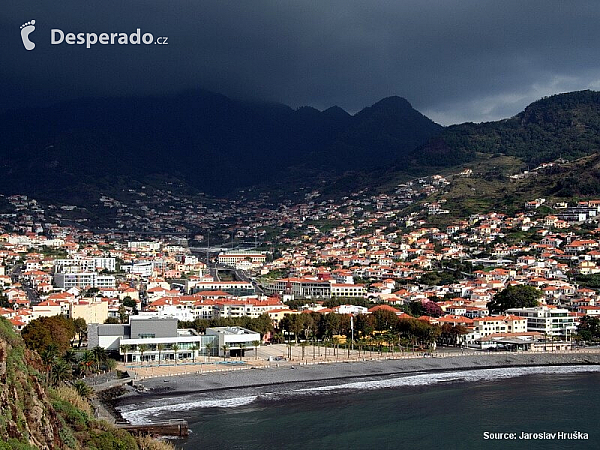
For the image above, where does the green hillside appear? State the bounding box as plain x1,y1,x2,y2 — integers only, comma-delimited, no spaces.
0,317,167,450
416,90,600,167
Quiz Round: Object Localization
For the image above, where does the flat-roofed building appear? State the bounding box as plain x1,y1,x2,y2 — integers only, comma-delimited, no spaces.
506,306,576,338
206,326,261,357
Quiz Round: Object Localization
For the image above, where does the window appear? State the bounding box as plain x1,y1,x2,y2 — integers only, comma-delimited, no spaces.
139,333,155,339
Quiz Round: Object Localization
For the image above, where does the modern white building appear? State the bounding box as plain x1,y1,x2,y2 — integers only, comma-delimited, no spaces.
54,258,116,273
53,272,116,289
122,261,154,278
87,317,261,361
506,306,576,338
263,278,332,298
128,241,161,251
206,326,261,357
187,280,255,296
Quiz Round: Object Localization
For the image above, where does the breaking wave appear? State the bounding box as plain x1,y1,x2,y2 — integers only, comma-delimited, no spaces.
118,365,600,424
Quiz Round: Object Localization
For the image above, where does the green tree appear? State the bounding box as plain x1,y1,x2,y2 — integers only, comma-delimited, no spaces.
22,315,76,355
487,285,542,314
156,343,165,365
40,343,59,383
372,309,398,332
172,344,180,365
577,315,600,342
122,296,137,310
73,379,93,398
221,344,229,360
73,379,93,399
80,350,95,374
49,358,70,386
120,344,131,363
105,358,117,372
91,346,108,372
190,344,200,363
73,317,87,348
138,343,149,364
252,339,260,360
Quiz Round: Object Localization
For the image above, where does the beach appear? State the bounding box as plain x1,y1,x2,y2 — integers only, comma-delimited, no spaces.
112,347,600,416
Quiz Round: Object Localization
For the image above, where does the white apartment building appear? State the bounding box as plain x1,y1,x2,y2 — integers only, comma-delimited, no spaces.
122,261,154,278
506,306,576,338
187,280,255,296
263,278,332,298
218,251,266,270
330,283,367,298
127,241,161,251
472,315,528,337
53,272,116,289
54,257,116,273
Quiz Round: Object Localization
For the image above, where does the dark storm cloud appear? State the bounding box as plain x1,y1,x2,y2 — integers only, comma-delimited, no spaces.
3,1,600,124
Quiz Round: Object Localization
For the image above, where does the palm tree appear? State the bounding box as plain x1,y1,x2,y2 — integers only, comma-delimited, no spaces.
41,344,58,383
73,380,93,399
156,343,165,366
63,348,78,365
238,343,246,361
73,317,87,348
300,341,308,360
172,344,180,365
332,337,340,359
73,379,93,398
221,344,229,361
138,344,149,364
91,346,108,372
105,358,117,373
205,341,213,362
190,344,200,363
80,350,95,375
252,340,260,360
120,344,131,363
49,359,70,386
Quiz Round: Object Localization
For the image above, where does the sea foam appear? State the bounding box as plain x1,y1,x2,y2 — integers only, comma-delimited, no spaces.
118,365,600,423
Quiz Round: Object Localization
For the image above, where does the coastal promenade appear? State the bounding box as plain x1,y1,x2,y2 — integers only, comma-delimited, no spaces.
110,346,600,426
119,344,600,382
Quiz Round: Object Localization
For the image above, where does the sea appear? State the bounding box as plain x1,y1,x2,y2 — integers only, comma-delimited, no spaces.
118,365,600,450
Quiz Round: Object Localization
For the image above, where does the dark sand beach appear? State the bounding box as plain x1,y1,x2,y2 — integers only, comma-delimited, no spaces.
113,350,600,415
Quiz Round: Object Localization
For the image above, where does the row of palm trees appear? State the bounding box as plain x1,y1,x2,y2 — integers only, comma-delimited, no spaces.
282,333,435,361
41,344,116,388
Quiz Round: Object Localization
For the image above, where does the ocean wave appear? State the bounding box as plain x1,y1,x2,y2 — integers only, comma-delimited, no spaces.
297,365,600,393
118,365,600,423
119,395,258,424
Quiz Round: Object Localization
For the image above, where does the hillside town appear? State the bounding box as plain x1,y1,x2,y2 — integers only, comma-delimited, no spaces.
3,171,600,364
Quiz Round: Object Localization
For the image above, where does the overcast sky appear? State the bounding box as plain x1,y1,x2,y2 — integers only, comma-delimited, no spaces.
3,1,600,125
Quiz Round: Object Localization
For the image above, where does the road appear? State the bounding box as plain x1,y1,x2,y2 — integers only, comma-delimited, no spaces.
11,264,41,305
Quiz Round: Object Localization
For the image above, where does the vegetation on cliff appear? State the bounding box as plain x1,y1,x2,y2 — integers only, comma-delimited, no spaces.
0,317,171,450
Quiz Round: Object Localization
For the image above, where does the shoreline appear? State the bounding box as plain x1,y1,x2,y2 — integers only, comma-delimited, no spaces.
111,350,600,415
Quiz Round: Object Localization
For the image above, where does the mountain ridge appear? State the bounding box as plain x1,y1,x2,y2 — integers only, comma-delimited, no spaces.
0,89,442,201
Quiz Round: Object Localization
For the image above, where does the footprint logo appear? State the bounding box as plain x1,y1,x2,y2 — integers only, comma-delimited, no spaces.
20,20,36,51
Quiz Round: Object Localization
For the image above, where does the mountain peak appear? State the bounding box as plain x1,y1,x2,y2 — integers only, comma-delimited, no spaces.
323,105,351,118
355,96,425,121
372,96,413,109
